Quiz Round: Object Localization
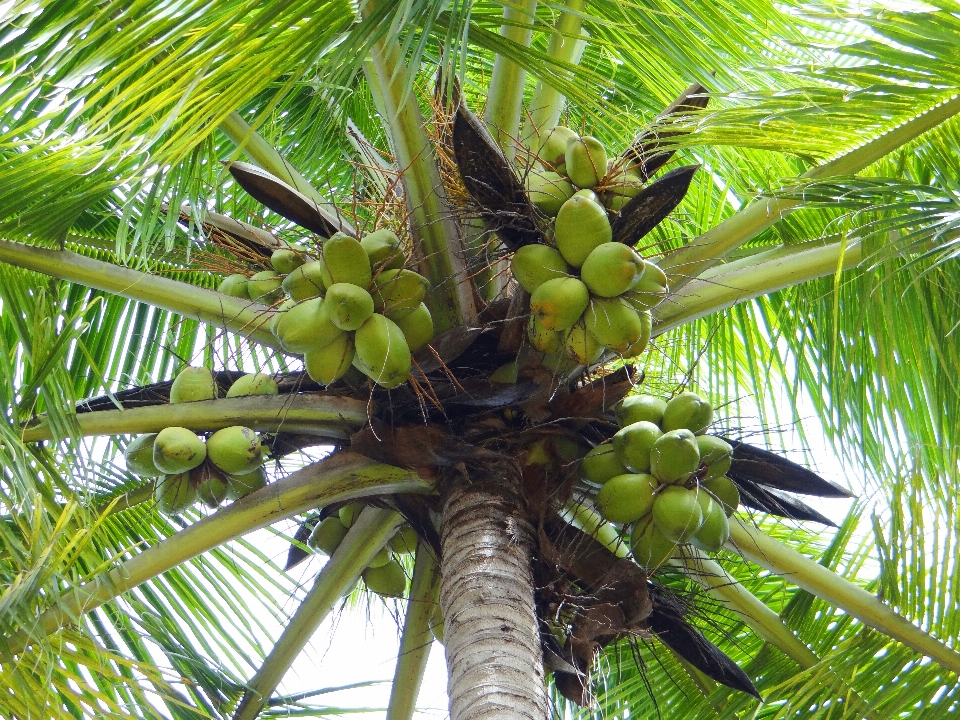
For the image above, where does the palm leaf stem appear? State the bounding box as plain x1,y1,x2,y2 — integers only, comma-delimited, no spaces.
519,0,588,147
653,239,862,335
660,94,960,289
386,545,441,720
220,112,355,236
728,520,960,674
484,0,538,160
3,452,429,656
20,393,365,444
232,506,403,720
563,501,630,558
0,240,279,348
362,3,476,331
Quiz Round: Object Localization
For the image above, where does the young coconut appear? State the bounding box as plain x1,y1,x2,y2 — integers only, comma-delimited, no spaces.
580,444,629,486
282,260,326,301
616,395,667,427
510,245,570,294
338,503,363,528
218,273,249,298
274,298,343,354
226,373,278,398
392,303,434,353
362,559,407,598
524,170,575,216
661,391,714,435
304,333,355,386
155,472,199,515
170,366,218,403
563,320,604,366
535,126,578,169
565,135,608,189
584,297,645,353
580,242,645,298
527,315,563,354
371,269,430,320
612,421,663,474
206,426,264,476
225,466,267,500
325,282,375,331
353,313,412,389
595,473,658,525
630,516,678,571
703,476,740,517
308,516,350,555
696,436,734,480
360,229,406,272
650,429,701,484
246,270,283,302
271,247,305,275
125,434,161,477
691,492,730,552
153,427,206,474
193,462,230,508
389,526,419,554
625,260,668,310
652,486,704,543
529,277,590,331
429,604,445,644
554,194,613,267
318,235,372,289
367,546,393,569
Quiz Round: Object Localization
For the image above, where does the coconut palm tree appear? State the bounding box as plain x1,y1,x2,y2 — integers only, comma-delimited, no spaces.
1,1,960,718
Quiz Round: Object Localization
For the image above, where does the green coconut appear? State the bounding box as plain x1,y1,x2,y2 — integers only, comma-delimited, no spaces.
274,297,343,354
652,486,704,543
339,503,363,528
125,434,161,477
554,194,613,267
630,516,678,571
206,426,264,476
527,315,563,354
602,167,643,211
193,462,230,509
271,247,305,275
529,277,590,331
282,260,327,301
661,391,714,435
625,260,668,310
583,297,645,353
510,245,570,294
703,476,740,517
155,473,199,515
535,126,578,169
696,436,734,480
308,516,349,555
225,466,267,500
595,473,657,525
318,235,372,289
170,366,217,403
616,395,667,428
362,559,407,598
650,429,701,484
371,269,430,320
489,361,519,384
392,302,433,353
525,170,575,216
565,135,608,189
304,332,355,385
563,320,604,366
247,270,283,303
325,282,375,331
367,546,393,569
621,310,652,358
580,243,644,298
354,313,412,389
581,444,629,486
612,421,663,474
360,229,406,272
153,427,206,474
691,493,730,552
226,373,279,398
218,273,249,298
269,299,296,336
430,604,445,643
389,526,419,555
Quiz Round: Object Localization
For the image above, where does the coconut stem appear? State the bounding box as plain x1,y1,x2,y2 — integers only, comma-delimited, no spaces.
20,393,367,444
0,240,279,348
2,452,430,658
233,506,403,720
485,0,538,160
660,94,960,290
386,544,442,720
728,519,960,675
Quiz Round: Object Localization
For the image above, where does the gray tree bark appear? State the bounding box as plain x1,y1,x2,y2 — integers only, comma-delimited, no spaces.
439,470,548,720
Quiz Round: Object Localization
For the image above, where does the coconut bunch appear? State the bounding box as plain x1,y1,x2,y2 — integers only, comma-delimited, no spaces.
219,230,433,389
512,127,669,370
123,367,274,515
581,391,740,571
307,504,419,599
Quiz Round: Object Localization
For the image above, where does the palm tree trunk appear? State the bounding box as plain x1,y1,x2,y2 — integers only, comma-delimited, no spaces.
439,469,548,720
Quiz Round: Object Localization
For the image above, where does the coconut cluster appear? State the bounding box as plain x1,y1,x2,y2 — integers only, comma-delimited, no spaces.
219,230,434,389
307,504,419,599
124,367,274,515
514,127,668,369
581,391,741,571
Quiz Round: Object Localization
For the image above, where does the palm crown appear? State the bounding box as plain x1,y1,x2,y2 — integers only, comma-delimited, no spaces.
1,1,959,718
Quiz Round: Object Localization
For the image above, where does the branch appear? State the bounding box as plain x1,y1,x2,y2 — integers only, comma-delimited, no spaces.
660,94,960,290
362,2,477,332
0,240,280,348
728,519,960,675
386,545,441,720
653,239,863,335
3,452,431,657
485,0,538,160
233,506,403,720
20,393,367,443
